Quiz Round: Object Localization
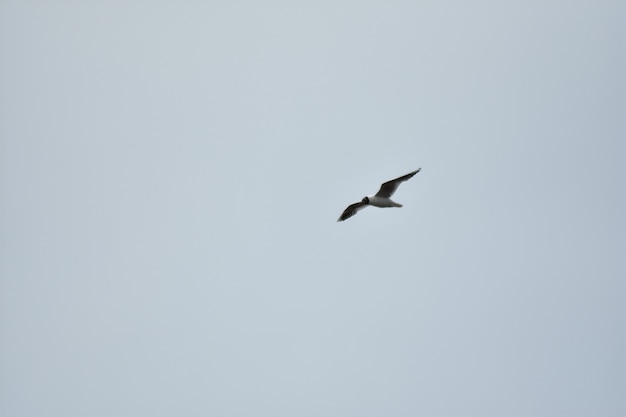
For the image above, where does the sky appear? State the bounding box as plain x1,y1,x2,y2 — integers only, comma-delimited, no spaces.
1,1,624,416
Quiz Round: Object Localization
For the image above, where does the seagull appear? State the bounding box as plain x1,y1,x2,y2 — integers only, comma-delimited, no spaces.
337,168,421,222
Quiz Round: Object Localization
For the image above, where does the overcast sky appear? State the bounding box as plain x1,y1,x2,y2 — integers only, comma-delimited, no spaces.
1,2,624,416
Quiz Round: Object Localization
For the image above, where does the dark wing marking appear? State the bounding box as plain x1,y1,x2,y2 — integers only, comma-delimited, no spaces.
374,168,421,198
337,202,368,222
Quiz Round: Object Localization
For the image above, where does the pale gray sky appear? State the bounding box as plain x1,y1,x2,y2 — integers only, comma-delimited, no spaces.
1,2,624,416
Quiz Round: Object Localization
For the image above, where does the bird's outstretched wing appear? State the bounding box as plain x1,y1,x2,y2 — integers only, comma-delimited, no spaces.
337,202,368,222
374,168,421,198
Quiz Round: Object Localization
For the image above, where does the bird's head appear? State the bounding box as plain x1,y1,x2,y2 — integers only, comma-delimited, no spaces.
361,196,370,204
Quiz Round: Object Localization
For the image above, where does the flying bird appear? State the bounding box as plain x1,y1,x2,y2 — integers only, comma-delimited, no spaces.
337,168,421,222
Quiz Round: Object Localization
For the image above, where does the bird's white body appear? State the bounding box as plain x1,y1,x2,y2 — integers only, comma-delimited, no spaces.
366,196,402,208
